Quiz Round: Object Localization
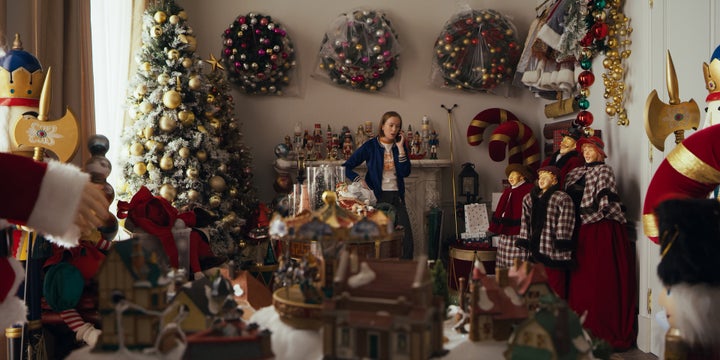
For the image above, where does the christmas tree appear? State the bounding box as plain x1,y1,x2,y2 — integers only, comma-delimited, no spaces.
120,0,258,261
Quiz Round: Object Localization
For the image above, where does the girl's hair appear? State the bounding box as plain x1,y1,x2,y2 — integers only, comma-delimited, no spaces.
378,111,402,138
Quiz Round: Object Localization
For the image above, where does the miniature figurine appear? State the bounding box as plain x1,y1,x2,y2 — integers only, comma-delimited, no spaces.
342,132,354,160
429,130,439,159
540,125,583,186
410,131,423,158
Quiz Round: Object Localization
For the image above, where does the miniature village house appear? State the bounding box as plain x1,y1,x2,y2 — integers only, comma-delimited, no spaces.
94,238,169,351
321,254,445,360
506,260,553,312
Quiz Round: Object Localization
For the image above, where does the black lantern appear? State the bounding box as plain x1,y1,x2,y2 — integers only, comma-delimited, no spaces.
458,162,479,203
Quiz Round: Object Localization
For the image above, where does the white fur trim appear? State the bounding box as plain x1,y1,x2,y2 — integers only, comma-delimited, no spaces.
26,160,88,246
0,106,10,152
0,258,27,329
536,25,562,51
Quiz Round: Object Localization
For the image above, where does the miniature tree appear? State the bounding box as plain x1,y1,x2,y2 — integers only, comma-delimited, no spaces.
430,259,450,315
120,0,257,260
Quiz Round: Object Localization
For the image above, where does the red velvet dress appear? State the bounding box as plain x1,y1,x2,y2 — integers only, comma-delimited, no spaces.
489,181,533,268
564,162,637,350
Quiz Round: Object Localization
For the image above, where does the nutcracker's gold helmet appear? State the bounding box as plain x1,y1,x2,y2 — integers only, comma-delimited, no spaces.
0,34,44,107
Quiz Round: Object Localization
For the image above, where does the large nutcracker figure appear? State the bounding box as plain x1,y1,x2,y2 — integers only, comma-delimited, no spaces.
1,34,84,359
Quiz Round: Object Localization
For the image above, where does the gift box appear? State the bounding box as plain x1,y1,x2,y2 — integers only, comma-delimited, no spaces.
464,203,489,233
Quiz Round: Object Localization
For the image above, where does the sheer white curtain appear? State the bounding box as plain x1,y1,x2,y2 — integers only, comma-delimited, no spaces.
90,0,132,196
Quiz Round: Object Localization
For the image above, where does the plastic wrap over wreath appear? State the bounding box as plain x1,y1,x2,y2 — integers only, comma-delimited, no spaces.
221,12,297,95
315,9,401,93
431,8,521,92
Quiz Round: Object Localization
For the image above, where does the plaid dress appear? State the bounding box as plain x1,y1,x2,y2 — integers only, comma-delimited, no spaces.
496,234,528,269
518,189,576,267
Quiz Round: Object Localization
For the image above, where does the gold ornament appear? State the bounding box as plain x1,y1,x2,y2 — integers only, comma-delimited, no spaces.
158,73,170,85
159,115,177,132
163,90,182,109
209,195,222,208
207,94,215,103
159,156,174,171
141,62,152,73
218,163,227,173
204,54,225,72
181,57,193,69
169,15,179,24
186,167,199,179
154,11,167,24
229,187,238,197
197,125,208,133
159,184,177,202
196,150,207,161
144,140,158,151
139,101,153,114
130,142,144,156
134,162,147,175
179,147,190,158
188,75,201,90
178,110,195,126
151,25,163,38
210,175,227,192
143,126,154,139
146,163,156,172
186,36,197,52
222,212,237,224
187,189,200,201
135,84,148,98
167,49,180,60
178,10,188,20
209,117,221,130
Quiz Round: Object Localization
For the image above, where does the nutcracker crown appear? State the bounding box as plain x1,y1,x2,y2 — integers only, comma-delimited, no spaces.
0,34,44,106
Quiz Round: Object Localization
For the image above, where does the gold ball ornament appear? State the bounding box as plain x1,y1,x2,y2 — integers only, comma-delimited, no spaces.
186,167,199,179
151,25,163,38
159,184,177,202
159,156,174,171
167,49,180,61
197,125,208,134
222,212,237,224
139,101,153,114
134,84,148,98
143,126,155,139
181,57,193,69
178,10,188,20
154,11,167,24
179,147,190,158
187,189,200,202
228,187,238,197
196,150,207,162
218,163,227,173
188,76,201,90
210,175,227,192
178,110,195,126
169,15,180,24
158,73,170,85
134,162,147,175
146,163,156,172
163,90,182,109
159,115,177,132
130,142,144,156
186,36,197,52
209,195,222,208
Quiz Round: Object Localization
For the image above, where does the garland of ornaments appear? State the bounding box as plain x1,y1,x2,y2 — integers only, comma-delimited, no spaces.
317,9,400,92
433,9,521,92
221,12,296,95
575,0,632,129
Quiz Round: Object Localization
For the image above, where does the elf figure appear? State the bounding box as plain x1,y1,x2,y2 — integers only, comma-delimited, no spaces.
702,44,720,129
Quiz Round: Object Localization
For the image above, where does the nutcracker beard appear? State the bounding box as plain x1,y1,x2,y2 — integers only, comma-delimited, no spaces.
0,104,36,153
0,105,10,152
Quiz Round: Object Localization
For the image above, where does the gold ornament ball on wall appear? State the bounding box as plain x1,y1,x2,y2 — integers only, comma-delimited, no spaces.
146,163,156,172
159,115,177,132
163,90,182,109
135,84,148,98
179,147,190,158
151,25,163,38
130,142,144,156
159,156,174,171
142,126,154,139
178,10,188,20
167,49,180,61
229,187,238,197
154,11,167,24
159,184,177,202
210,175,227,192
186,36,197,52
186,167,199,179
134,162,147,175
182,58,193,69
139,101,153,114
169,15,179,24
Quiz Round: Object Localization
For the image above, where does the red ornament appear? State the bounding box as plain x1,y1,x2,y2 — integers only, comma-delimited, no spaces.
580,33,594,47
576,111,594,126
578,70,595,87
593,22,609,39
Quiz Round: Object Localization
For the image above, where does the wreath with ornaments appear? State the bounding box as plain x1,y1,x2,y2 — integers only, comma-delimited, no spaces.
432,9,521,92
221,12,296,95
317,9,401,92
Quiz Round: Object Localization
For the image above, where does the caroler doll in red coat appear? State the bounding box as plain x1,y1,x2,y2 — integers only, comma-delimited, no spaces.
488,164,535,269
564,136,637,350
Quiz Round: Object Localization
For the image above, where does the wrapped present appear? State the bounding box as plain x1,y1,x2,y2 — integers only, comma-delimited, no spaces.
464,203,489,233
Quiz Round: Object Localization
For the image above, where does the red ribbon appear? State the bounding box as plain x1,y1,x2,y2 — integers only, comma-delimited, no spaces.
116,186,196,269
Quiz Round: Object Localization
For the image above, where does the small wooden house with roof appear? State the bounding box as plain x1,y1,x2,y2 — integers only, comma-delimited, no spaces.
507,260,553,312
321,254,445,360
504,295,593,360
93,237,169,351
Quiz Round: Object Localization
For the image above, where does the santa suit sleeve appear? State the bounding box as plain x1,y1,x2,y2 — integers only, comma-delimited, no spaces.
0,153,88,247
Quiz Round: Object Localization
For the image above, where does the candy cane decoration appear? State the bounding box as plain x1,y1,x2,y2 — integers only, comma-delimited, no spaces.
488,120,541,171
467,108,519,146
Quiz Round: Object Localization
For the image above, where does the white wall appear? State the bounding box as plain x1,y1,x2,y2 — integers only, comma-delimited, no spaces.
177,0,545,204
